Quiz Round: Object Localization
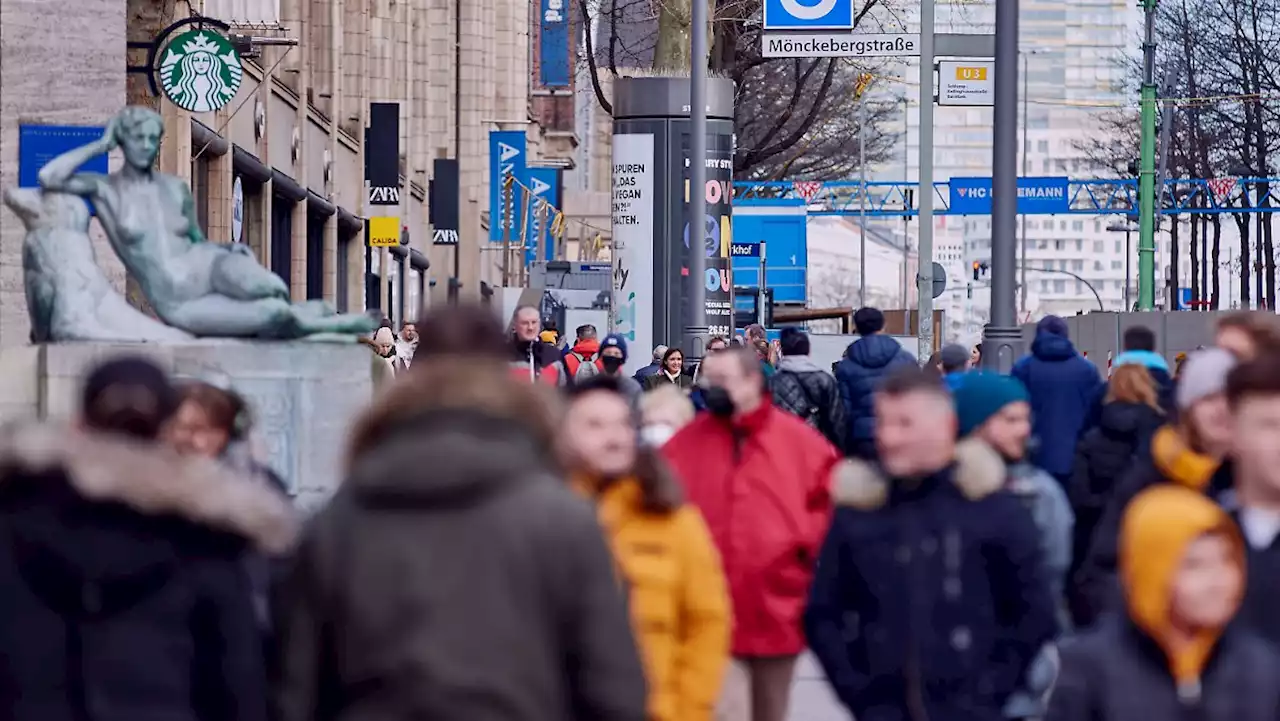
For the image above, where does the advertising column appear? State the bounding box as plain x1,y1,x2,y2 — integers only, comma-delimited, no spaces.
680,132,733,338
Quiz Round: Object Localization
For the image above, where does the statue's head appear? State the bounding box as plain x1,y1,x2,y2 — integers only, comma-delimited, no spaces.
115,107,164,171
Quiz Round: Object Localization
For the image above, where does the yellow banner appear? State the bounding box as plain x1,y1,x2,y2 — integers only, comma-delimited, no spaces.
368,216,400,247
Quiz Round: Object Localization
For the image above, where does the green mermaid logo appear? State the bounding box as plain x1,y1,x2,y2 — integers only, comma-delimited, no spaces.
158,30,243,113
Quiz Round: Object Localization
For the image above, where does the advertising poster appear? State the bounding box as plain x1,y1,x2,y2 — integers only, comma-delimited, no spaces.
679,133,734,338
539,0,571,87
610,134,656,375
488,130,527,242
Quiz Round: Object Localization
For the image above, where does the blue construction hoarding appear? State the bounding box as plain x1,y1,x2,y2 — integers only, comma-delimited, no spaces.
949,176,1070,215
732,199,807,304
539,0,571,86
488,130,527,242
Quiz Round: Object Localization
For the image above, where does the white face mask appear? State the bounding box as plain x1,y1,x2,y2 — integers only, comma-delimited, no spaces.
640,424,677,447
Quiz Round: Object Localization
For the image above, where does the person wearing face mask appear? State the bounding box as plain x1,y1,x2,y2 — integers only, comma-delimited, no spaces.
661,347,838,721
561,375,731,721
575,334,644,405
1075,348,1238,627
639,386,697,447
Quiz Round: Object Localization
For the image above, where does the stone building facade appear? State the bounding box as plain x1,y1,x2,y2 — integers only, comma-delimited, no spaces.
0,0,549,345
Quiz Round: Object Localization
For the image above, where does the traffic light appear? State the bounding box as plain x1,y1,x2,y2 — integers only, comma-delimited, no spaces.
973,261,981,281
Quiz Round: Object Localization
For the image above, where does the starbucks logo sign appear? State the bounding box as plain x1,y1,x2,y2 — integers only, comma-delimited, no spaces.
158,30,243,113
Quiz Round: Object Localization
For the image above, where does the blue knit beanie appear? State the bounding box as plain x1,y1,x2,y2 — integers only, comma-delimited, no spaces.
952,371,1030,437
600,333,628,362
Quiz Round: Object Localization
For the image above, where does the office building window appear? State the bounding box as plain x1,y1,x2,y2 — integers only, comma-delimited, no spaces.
1093,240,1104,253
1115,240,1122,254
1076,280,1083,295
1075,239,1083,251
1055,240,1063,250
1054,280,1066,293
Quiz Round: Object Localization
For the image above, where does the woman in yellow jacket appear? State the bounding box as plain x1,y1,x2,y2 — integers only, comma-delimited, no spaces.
561,374,731,721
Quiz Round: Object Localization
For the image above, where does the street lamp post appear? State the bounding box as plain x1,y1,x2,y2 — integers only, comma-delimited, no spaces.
685,0,709,359
982,0,1024,373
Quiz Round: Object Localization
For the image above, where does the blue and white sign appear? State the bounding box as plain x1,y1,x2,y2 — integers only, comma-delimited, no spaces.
488,130,527,242
539,0,570,87
949,176,1070,215
763,0,855,30
524,167,560,265
730,242,761,258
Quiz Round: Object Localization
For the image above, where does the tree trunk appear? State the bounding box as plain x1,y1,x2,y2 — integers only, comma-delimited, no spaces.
1211,216,1222,309
1237,206,1251,308
1190,210,1200,306
653,0,714,73
1170,215,1181,309
1256,214,1266,308
1265,204,1276,310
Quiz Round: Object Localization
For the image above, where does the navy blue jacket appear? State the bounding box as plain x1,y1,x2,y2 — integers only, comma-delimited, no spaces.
1012,334,1103,479
834,335,916,453
805,442,1058,721
632,362,662,384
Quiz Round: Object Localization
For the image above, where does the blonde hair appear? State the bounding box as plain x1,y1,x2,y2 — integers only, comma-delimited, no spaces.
1107,364,1163,413
639,385,696,430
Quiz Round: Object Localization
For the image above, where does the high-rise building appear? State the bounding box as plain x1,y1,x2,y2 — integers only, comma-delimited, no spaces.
873,0,1137,340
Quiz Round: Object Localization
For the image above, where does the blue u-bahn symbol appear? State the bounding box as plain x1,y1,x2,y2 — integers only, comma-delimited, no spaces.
762,0,855,30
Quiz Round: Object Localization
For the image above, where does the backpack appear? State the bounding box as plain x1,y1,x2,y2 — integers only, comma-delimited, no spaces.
775,371,822,431
563,351,593,386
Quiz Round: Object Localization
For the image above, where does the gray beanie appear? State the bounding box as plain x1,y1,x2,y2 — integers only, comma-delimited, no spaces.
1176,348,1237,410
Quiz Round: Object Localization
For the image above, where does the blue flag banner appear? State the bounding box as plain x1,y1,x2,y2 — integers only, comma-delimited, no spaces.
488,130,527,242
539,0,571,86
524,167,560,265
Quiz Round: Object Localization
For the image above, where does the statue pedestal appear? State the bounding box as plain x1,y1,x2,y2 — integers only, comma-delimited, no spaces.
0,341,373,511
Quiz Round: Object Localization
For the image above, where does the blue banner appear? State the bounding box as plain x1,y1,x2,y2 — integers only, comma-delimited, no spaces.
524,167,560,265
488,130,527,242
762,0,855,29
949,176,1070,215
539,0,571,87
19,125,108,214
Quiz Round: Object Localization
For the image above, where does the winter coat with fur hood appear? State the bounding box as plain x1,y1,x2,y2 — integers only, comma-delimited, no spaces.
272,409,648,721
804,439,1058,721
0,422,298,721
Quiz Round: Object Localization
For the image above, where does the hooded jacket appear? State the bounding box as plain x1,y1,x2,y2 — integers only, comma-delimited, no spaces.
1012,329,1103,478
771,355,848,452
661,402,836,656
834,334,916,454
563,338,601,380
272,410,647,721
0,422,298,721
805,440,1058,721
573,454,730,721
1073,425,1233,626
1048,486,1280,721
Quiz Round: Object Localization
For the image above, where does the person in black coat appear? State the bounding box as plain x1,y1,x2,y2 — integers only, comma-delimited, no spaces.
1048,485,1280,721
770,327,847,452
0,357,298,721
833,307,916,460
805,368,1057,721
1066,364,1164,625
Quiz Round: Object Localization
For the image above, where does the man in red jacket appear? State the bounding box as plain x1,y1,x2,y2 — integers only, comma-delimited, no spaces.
661,347,837,721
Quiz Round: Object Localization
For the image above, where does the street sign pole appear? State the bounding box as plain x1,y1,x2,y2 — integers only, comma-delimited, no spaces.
982,0,1024,371
859,91,868,307
915,0,936,360
759,240,768,326
1137,0,1159,310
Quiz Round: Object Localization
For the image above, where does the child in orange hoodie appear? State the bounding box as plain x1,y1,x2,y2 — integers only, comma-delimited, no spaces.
1048,485,1280,721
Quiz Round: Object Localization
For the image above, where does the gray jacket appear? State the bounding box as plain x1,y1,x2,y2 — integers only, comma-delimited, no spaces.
1004,461,1074,720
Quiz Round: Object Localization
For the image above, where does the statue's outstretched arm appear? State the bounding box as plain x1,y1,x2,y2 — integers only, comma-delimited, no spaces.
38,127,114,198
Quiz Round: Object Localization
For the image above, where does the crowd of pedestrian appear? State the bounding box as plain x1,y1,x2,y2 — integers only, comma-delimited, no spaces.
6,299,1280,721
